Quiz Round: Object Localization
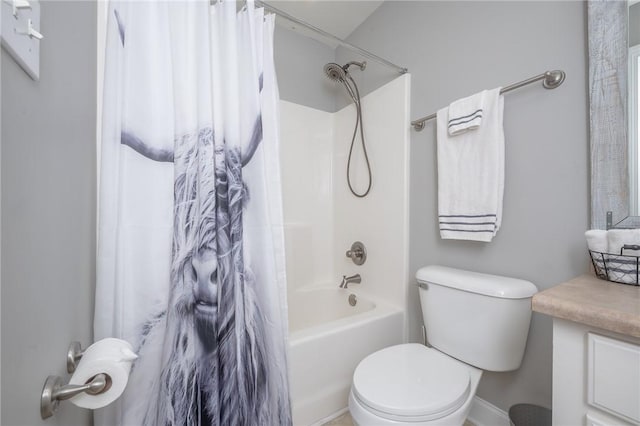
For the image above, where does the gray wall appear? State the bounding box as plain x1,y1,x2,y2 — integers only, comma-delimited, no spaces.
1,1,96,425
274,26,337,112
631,2,640,47
273,18,401,113
344,1,589,411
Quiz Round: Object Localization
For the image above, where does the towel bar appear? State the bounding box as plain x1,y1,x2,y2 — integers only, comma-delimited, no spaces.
411,70,566,131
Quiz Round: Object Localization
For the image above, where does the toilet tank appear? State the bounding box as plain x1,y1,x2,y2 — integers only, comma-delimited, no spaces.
416,265,537,372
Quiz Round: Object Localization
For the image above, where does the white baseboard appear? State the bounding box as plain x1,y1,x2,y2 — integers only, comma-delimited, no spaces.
310,407,349,426
314,396,510,426
467,396,511,426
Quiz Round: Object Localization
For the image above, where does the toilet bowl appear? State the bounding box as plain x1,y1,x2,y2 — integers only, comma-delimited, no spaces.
349,344,482,425
348,266,537,426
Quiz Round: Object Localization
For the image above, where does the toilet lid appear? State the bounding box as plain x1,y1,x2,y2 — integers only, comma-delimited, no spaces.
352,344,471,421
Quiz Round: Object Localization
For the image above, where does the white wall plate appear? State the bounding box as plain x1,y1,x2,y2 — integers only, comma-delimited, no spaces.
1,0,41,80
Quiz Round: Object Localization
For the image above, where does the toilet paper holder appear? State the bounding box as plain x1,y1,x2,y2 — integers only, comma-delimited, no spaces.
40,342,110,419
66,341,84,373
40,372,110,419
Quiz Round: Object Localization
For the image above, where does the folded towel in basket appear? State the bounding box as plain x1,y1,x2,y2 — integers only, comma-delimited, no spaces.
586,230,608,270
585,229,608,253
607,229,640,255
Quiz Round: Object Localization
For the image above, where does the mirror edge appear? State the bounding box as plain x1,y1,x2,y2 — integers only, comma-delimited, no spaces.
588,1,629,229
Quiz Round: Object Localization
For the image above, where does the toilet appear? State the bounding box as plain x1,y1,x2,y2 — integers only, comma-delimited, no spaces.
349,265,537,426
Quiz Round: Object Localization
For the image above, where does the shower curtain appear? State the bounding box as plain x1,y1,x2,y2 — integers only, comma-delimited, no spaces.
95,1,291,425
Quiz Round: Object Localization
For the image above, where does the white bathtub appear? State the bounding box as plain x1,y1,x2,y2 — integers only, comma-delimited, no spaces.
287,287,404,426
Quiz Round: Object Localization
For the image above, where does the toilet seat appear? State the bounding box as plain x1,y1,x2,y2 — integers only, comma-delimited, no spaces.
351,344,472,422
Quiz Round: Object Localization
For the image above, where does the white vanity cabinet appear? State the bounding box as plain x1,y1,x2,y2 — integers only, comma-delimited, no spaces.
532,275,640,426
553,319,640,426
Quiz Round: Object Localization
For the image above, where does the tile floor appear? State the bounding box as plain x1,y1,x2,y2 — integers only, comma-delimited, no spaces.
322,412,475,426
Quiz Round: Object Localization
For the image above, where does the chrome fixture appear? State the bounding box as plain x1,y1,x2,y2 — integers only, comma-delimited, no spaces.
324,61,372,198
340,273,361,289
348,293,357,306
346,241,367,265
411,69,567,131
41,373,109,419
67,341,84,373
324,61,366,82
41,341,120,419
344,61,367,72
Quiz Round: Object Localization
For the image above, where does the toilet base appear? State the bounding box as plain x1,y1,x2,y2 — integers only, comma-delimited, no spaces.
348,367,482,426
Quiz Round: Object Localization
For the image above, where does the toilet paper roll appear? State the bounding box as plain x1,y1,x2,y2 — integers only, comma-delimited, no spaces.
69,338,138,409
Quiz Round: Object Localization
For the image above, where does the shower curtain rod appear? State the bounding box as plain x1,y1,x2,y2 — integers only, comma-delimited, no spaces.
411,70,567,131
254,0,408,75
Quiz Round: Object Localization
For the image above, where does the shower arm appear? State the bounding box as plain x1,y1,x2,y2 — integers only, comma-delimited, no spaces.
343,61,367,72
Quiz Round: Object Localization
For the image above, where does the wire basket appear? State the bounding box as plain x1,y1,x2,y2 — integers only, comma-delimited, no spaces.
589,245,640,286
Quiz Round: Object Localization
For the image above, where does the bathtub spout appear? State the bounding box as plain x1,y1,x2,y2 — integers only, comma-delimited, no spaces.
340,274,361,289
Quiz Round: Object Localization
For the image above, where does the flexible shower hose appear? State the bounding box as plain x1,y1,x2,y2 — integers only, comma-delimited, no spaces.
343,74,372,198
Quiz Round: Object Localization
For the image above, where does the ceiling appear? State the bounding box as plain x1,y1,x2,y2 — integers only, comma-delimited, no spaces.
266,1,384,45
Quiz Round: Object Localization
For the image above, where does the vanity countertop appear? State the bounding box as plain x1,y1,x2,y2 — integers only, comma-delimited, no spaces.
532,274,640,338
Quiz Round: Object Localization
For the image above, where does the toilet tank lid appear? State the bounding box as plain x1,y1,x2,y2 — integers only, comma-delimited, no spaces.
416,265,537,299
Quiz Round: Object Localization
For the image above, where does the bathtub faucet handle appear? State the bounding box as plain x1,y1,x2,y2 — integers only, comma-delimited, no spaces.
345,248,362,258
340,274,362,289
345,241,367,265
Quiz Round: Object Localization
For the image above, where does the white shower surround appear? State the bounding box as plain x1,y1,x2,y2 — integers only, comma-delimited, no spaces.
279,74,411,425
288,287,376,333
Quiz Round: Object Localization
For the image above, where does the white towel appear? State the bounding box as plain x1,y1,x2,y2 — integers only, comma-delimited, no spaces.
607,229,640,255
447,90,486,136
437,87,504,242
585,229,608,272
585,230,608,253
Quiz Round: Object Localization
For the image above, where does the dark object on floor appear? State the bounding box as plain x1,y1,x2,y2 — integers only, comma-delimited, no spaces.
509,403,552,426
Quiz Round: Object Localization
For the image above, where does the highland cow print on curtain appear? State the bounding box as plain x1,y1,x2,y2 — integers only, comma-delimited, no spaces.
94,1,291,425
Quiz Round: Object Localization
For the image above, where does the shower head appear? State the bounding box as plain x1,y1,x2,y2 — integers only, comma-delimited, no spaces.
324,61,367,82
324,63,347,82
